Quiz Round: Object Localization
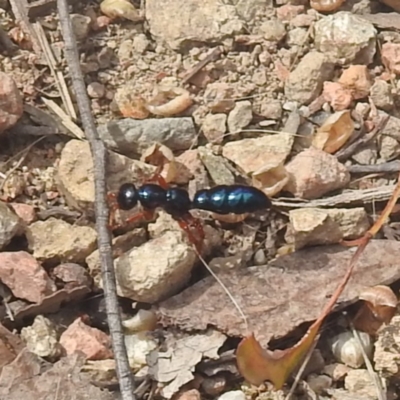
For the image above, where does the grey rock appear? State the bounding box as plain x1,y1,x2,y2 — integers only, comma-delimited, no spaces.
284,51,334,105
98,117,197,157
0,201,23,250
145,0,268,50
227,101,253,135
370,80,393,111
314,12,377,65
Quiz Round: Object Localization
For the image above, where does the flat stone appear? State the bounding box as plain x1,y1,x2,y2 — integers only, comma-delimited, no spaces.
27,218,97,264
98,117,197,157
145,0,267,51
222,132,294,174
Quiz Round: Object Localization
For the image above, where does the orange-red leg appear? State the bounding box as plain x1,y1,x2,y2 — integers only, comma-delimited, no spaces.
177,213,205,252
124,208,155,226
107,191,156,230
107,192,119,228
147,167,169,189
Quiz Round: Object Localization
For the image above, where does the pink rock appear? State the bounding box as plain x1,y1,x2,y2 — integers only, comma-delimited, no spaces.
322,81,353,111
9,203,36,224
338,65,372,100
382,43,400,75
0,251,56,303
60,318,113,360
0,73,23,135
277,5,304,22
285,148,350,199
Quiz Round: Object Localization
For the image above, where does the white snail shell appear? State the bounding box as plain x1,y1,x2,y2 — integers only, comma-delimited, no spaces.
330,330,373,368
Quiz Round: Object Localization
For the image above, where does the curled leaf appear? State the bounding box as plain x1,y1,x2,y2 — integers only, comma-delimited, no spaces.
312,110,354,154
353,285,398,335
141,143,177,183
146,86,193,117
237,323,320,389
252,162,288,197
122,310,157,333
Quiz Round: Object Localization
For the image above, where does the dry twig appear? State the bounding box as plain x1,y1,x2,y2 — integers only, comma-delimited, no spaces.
33,22,77,120
56,1,136,399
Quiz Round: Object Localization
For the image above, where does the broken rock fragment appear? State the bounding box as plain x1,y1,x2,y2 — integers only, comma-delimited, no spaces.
0,72,23,135
381,42,400,75
8,203,36,225
145,0,245,51
314,12,377,65
27,217,97,264
374,315,400,378
284,147,350,199
286,208,369,250
0,251,56,303
98,117,197,156
60,317,113,360
202,113,227,144
0,201,23,250
21,315,62,359
284,51,334,105
57,139,156,211
227,100,253,135
114,230,196,303
222,132,294,175
86,228,147,288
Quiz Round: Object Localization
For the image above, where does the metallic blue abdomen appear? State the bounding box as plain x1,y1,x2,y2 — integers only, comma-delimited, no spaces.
192,185,270,214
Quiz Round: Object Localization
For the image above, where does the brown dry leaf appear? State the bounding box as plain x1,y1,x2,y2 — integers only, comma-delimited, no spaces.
312,111,354,154
157,240,400,348
252,162,288,197
0,350,114,399
353,285,398,335
141,143,177,183
148,330,226,399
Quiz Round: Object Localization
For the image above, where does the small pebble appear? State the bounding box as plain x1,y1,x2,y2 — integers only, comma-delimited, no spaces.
70,14,91,41
87,82,106,99
253,249,266,265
